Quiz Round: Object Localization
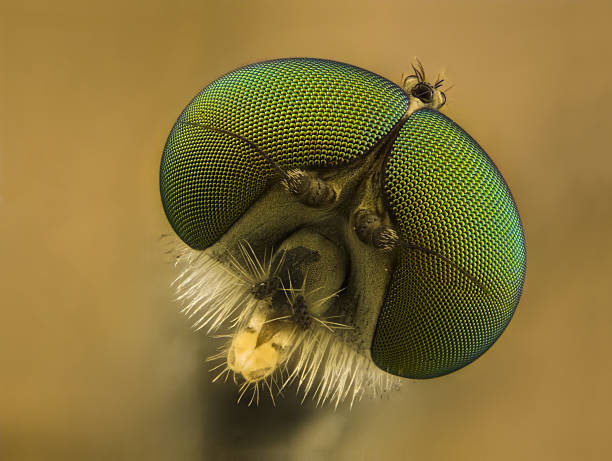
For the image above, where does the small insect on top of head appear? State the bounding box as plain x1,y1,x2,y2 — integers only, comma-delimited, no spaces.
401,59,447,117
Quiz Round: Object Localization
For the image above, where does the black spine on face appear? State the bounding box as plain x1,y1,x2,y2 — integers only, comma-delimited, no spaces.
255,246,320,312
251,278,282,300
292,295,312,330
411,82,433,104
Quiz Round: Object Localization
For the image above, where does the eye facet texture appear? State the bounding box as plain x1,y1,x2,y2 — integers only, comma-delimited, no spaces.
373,109,526,379
160,58,409,250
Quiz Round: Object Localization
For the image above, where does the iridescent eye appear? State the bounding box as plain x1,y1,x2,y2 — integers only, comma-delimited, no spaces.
374,108,525,378
160,58,526,405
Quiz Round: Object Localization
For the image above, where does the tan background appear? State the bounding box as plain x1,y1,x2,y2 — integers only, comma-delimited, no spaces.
1,0,611,460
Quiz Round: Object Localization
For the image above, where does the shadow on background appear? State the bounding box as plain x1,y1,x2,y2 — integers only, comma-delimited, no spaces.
1,0,611,460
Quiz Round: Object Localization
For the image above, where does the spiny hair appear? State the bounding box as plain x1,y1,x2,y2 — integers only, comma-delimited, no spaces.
164,235,401,407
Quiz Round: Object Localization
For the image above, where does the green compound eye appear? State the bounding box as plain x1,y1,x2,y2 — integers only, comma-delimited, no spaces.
160,58,526,404
373,109,526,378
160,58,408,250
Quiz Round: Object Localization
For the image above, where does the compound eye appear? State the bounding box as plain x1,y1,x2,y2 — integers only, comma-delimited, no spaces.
375,109,526,379
411,82,433,104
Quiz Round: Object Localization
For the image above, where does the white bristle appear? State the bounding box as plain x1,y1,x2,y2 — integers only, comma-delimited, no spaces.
164,235,401,407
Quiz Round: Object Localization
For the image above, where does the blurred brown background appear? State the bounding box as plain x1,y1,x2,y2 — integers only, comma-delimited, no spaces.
1,0,611,460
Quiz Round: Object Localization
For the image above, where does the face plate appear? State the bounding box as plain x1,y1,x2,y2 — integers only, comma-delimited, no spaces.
373,109,526,378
